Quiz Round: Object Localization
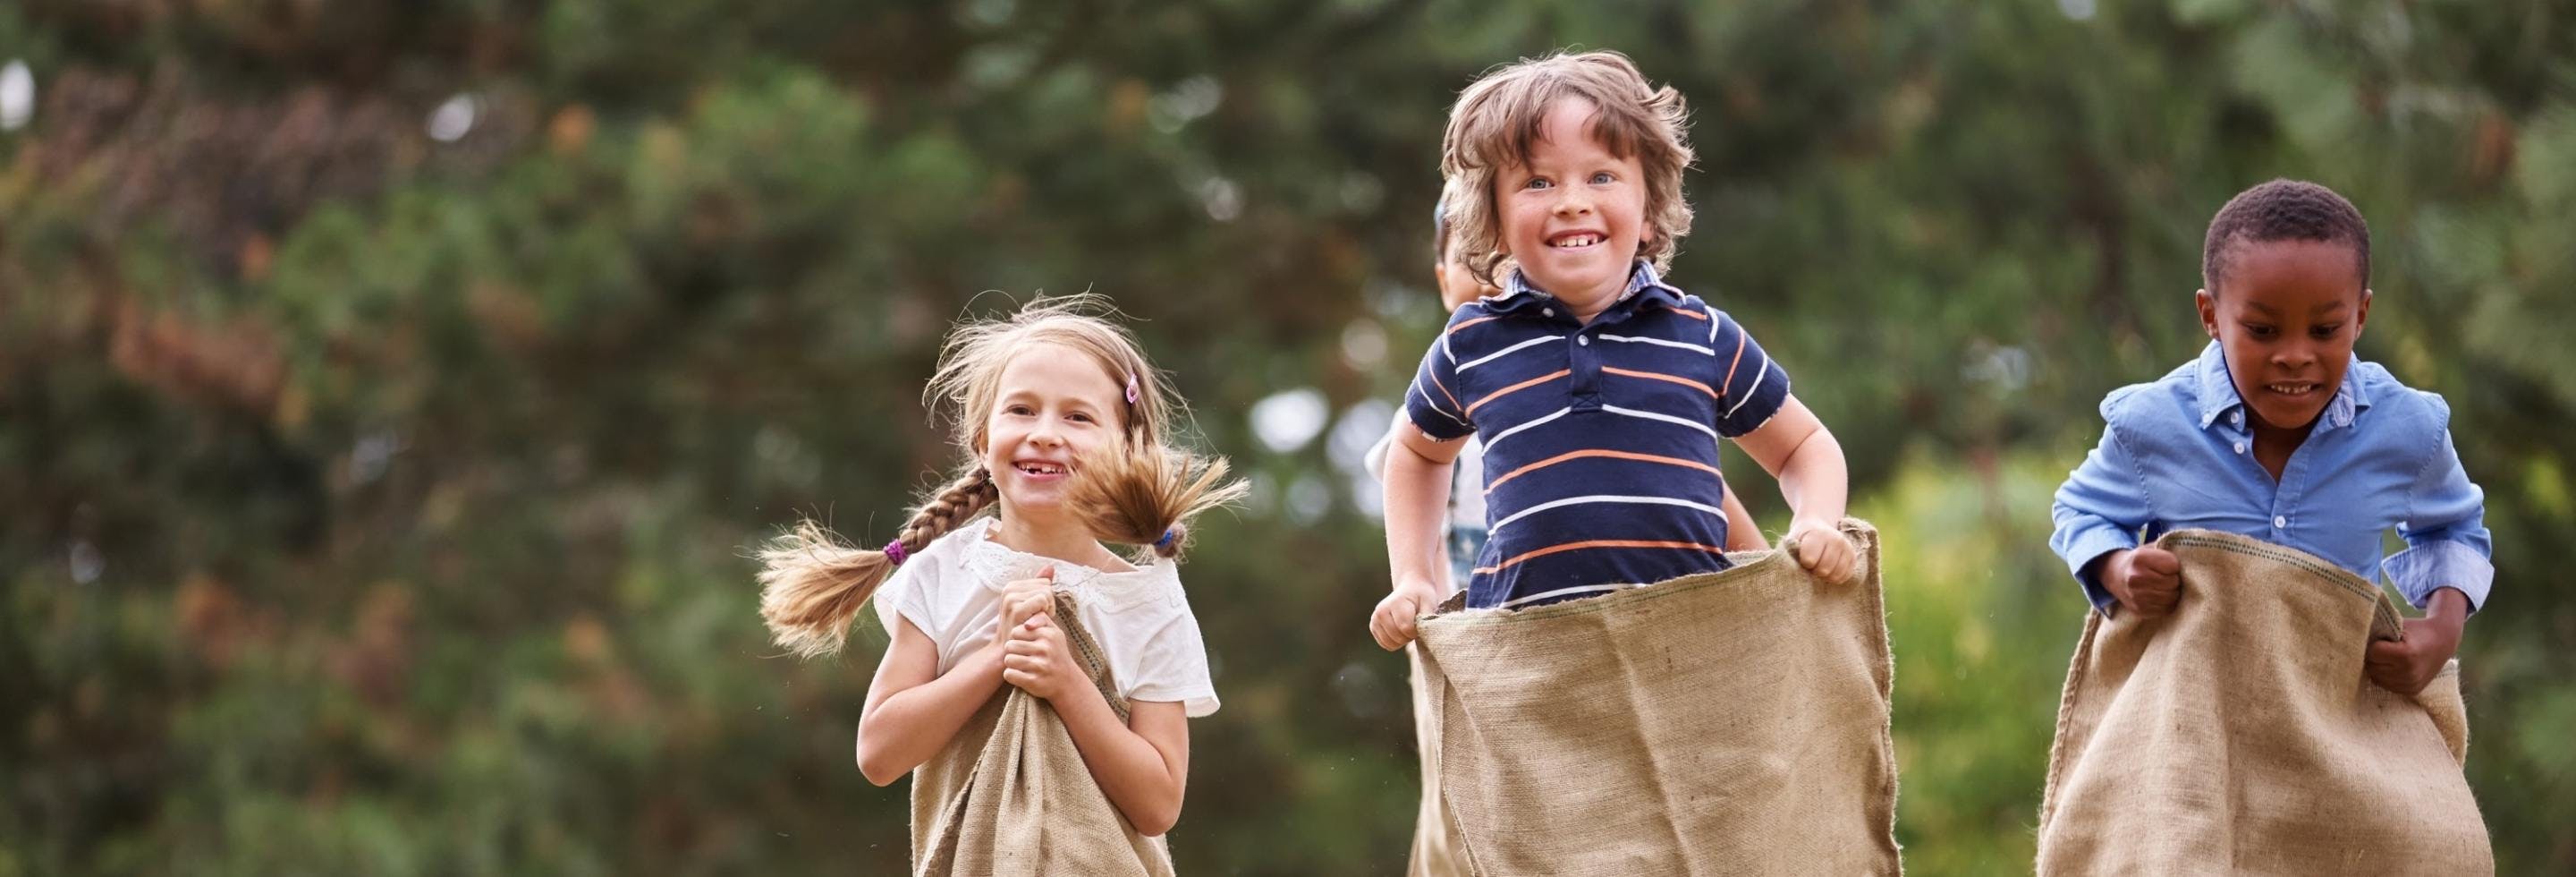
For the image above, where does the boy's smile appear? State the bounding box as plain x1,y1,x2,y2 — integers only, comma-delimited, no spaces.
2197,238,2371,445
1494,97,1650,321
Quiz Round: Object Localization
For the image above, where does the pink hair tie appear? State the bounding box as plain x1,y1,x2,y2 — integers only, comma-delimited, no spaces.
1124,374,1141,405
883,540,909,566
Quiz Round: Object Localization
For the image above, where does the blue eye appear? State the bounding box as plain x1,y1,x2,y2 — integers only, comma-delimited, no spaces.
1590,172,1614,184
1524,177,1552,191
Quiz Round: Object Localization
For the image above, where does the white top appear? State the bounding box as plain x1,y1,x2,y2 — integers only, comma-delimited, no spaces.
875,516,1220,717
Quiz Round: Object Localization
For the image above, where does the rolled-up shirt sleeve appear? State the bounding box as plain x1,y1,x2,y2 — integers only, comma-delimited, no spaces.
2052,421,2153,616
2385,426,2494,612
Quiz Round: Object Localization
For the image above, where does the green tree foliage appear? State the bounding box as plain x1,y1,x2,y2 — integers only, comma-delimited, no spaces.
3,1,2570,873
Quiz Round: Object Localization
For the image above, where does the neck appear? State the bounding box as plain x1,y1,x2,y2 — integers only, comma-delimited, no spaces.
986,508,1108,566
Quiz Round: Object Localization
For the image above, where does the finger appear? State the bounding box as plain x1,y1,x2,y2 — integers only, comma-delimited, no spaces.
2137,549,2180,576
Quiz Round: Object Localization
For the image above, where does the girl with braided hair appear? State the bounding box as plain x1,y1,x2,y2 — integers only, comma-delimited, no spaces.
759,295,1241,842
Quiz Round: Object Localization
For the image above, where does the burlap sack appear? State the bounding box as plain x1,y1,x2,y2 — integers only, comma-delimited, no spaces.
1412,520,1902,876
2037,530,2490,875
1407,644,1469,877
911,592,1175,877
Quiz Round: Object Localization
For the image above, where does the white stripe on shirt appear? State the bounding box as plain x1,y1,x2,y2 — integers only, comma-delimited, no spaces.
1489,494,1727,534
1459,334,1565,372
1597,334,1716,356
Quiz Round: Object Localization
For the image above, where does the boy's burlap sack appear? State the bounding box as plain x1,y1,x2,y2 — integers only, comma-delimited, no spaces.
1412,520,1901,876
2037,530,2490,875
1407,645,1469,877
911,592,1175,877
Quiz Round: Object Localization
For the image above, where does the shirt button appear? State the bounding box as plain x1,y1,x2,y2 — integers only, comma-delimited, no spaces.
2273,515,2288,529
2231,411,2241,425
2233,441,2246,455
1542,307,1555,317
1577,336,1590,346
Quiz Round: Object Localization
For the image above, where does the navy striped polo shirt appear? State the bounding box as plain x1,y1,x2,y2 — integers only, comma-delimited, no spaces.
1404,260,1790,609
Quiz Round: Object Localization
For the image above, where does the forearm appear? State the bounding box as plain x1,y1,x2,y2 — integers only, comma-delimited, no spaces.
1383,442,1455,592
1053,686,1186,835
858,647,1006,785
2420,587,2470,637
1774,425,1849,528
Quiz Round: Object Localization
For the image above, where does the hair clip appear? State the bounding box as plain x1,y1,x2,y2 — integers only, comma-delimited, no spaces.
1125,374,1141,405
883,539,909,566
1154,528,1178,550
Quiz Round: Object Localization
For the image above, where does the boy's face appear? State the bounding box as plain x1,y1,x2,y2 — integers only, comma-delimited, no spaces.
2196,237,2372,436
1492,97,1649,319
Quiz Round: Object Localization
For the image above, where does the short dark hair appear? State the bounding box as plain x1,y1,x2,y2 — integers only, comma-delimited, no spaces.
2201,178,2371,294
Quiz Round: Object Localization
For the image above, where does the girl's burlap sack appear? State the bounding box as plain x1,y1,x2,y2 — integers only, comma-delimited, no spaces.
1413,520,1902,876
911,592,1175,877
2037,530,2490,875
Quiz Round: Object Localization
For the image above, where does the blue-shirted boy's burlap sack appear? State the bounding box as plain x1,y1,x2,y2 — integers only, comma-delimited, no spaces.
2037,530,2490,875
911,592,1174,877
1412,520,1901,876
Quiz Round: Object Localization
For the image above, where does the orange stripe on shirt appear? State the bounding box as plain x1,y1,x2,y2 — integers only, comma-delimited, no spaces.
1719,330,1748,396
1484,448,1724,494
1445,315,1501,336
1426,370,1465,417
1603,366,1716,400
1473,539,1730,575
1466,370,1569,417
1657,305,1709,321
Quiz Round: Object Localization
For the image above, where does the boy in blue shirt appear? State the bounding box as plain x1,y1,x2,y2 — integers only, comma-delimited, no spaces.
2050,178,2490,695
1370,50,1857,650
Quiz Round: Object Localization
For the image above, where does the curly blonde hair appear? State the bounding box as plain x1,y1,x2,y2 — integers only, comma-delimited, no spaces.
1439,50,1696,286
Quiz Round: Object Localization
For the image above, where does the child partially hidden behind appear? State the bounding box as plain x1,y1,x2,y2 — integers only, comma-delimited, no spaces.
2051,178,2492,696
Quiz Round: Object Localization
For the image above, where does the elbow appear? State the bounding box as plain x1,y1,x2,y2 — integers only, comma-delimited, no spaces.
1131,804,1181,838
858,754,904,788
855,732,905,787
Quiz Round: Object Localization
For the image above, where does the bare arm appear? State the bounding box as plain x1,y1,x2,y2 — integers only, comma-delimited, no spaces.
1719,481,1767,551
1372,427,1462,650
856,617,1007,786
1733,395,1857,582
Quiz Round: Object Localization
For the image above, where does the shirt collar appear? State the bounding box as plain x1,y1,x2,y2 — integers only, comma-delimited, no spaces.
2194,340,2372,432
1481,260,1684,317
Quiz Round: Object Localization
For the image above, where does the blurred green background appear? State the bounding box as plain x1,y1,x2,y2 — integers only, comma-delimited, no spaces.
4,0,2572,873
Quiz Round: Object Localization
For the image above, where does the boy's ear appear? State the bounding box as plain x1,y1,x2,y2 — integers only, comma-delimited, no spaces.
2355,288,2372,337
2195,288,2219,339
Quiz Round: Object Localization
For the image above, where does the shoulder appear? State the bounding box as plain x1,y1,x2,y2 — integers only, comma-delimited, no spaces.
2352,361,2453,435
2097,358,2201,427
912,515,991,566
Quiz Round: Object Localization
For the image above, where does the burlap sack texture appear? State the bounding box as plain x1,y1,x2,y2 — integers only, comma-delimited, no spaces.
2037,530,2490,875
911,592,1176,877
1413,520,1902,876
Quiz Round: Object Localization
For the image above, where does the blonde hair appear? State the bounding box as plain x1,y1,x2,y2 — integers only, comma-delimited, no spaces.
757,295,1242,658
1440,49,1696,286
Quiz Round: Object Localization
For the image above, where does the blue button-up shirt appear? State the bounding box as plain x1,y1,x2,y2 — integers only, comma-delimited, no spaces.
2050,341,2492,615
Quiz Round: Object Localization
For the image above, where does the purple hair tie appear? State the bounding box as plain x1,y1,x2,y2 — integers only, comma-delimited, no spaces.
883,540,910,566
1153,529,1178,551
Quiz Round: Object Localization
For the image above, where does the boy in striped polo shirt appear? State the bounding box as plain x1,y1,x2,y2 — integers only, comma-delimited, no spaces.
1370,50,1859,650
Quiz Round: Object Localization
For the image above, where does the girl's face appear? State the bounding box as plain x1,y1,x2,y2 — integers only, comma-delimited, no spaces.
980,342,1128,519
